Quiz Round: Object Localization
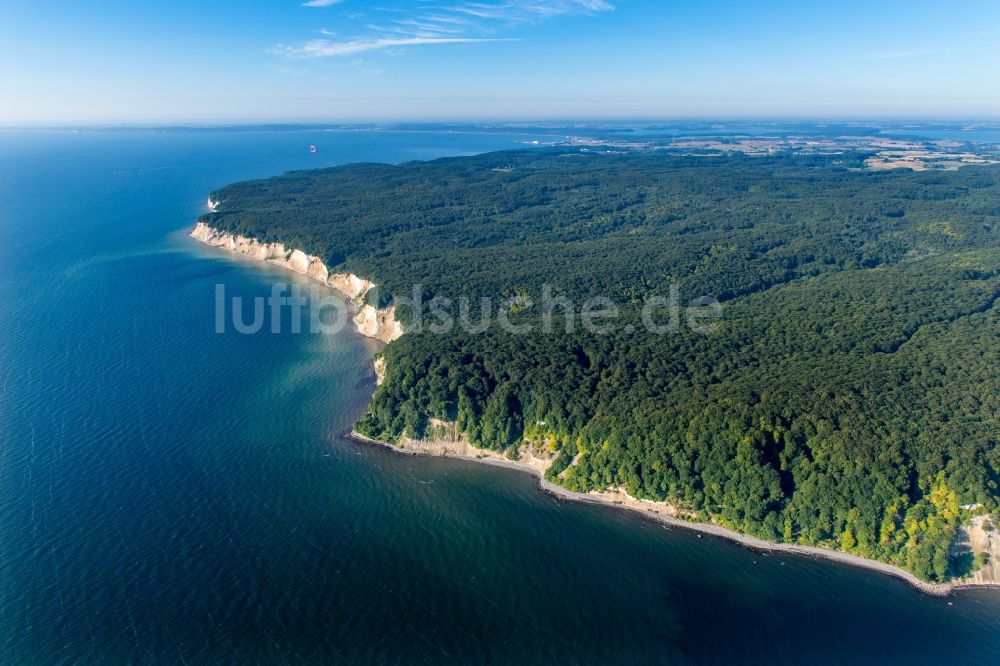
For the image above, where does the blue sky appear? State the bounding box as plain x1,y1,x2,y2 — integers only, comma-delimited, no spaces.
2,0,999,123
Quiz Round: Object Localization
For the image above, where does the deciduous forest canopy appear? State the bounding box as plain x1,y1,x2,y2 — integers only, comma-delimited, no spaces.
202,149,1000,581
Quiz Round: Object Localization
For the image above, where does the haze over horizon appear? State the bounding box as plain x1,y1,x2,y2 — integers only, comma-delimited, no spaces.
2,0,999,124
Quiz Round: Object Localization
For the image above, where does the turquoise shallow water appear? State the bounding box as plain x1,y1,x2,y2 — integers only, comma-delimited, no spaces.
1,129,999,665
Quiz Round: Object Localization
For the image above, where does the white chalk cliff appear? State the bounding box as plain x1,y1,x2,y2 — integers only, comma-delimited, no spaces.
190,221,403,343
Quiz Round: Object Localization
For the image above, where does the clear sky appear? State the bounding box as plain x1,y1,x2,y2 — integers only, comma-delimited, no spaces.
2,0,999,124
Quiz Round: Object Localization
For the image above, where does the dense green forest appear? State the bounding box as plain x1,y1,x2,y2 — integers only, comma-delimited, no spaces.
202,150,1000,581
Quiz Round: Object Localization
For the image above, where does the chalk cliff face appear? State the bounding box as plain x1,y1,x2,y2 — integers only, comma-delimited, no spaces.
354,304,403,344
190,221,402,343
327,273,378,304
373,356,386,387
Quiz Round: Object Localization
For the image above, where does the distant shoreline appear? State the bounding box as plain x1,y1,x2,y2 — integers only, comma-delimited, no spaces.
349,430,1000,597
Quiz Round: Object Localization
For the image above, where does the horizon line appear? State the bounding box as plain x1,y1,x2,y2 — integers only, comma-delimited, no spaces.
4,116,1000,131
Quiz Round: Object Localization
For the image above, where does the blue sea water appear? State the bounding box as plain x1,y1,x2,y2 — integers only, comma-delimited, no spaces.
1,128,999,665
878,126,1000,143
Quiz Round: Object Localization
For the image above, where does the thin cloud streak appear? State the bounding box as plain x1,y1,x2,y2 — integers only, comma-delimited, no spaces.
389,18,465,35
271,36,511,58
451,0,613,22
275,0,613,60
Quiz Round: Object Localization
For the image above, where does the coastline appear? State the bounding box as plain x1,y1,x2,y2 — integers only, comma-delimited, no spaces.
190,217,998,598
190,220,403,343
349,430,1000,597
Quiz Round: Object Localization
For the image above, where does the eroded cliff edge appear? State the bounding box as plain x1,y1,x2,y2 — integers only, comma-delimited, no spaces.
190,220,403,344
